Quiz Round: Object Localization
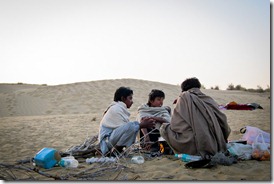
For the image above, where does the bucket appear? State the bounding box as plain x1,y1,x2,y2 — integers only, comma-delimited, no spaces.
34,147,61,169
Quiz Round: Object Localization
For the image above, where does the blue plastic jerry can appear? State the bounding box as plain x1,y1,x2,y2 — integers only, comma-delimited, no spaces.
34,147,60,169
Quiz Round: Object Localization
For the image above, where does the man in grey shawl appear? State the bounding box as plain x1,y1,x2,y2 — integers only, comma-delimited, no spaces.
159,78,231,158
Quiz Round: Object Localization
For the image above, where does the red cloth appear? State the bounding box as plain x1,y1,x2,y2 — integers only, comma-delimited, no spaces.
225,104,253,110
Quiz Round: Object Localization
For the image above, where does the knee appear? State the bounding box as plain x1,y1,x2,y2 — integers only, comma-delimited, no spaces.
127,121,140,133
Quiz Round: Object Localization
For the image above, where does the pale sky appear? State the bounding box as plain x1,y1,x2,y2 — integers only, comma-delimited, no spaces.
0,0,271,90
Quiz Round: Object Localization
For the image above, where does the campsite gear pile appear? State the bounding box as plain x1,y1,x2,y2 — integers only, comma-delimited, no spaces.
240,126,270,161
227,126,270,161
180,126,270,169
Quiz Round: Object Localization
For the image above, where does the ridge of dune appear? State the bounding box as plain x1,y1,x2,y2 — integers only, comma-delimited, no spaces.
0,78,270,118
0,79,181,117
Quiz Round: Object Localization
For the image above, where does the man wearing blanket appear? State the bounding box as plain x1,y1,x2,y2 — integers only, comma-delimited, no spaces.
136,89,171,152
159,77,231,159
99,86,155,156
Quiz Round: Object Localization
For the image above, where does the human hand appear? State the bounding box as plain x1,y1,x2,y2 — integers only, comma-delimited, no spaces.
143,116,166,124
140,117,155,129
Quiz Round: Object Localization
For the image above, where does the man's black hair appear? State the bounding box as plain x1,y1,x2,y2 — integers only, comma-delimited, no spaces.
181,77,201,92
114,86,133,102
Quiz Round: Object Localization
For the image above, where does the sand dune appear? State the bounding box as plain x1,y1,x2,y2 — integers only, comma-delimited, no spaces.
0,79,271,181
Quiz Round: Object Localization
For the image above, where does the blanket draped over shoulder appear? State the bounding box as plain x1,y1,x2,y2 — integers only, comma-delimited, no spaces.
160,88,231,158
136,104,171,123
100,101,130,129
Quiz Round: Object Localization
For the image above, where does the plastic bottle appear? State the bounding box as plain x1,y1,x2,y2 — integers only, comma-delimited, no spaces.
174,153,202,162
86,157,117,164
59,156,79,168
131,155,145,164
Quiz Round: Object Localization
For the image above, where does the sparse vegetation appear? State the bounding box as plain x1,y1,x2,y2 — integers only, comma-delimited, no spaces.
265,85,270,92
227,83,235,90
235,85,246,91
210,85,219,90
226,83,270,93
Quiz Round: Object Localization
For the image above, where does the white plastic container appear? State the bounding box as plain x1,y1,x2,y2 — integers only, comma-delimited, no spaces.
59,156,79,168
131,156,144,164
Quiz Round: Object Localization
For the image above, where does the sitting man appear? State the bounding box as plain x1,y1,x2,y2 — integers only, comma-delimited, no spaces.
159,77,231,158
137,89,171,152
99,86,155,156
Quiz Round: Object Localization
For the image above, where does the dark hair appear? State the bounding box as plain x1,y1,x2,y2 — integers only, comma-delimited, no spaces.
147,89,165,105
181,77,201,92
114,86,133,102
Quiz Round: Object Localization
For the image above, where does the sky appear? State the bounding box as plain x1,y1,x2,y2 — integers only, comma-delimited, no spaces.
0,0,271,90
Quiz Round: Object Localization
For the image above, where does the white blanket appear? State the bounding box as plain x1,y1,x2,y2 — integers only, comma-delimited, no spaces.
100,101,130,129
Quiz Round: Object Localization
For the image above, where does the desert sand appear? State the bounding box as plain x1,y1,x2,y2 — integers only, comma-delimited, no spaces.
0,79,271,181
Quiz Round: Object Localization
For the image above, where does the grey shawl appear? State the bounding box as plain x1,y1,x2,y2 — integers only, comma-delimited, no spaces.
136,104,171,123
160,88,231,158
